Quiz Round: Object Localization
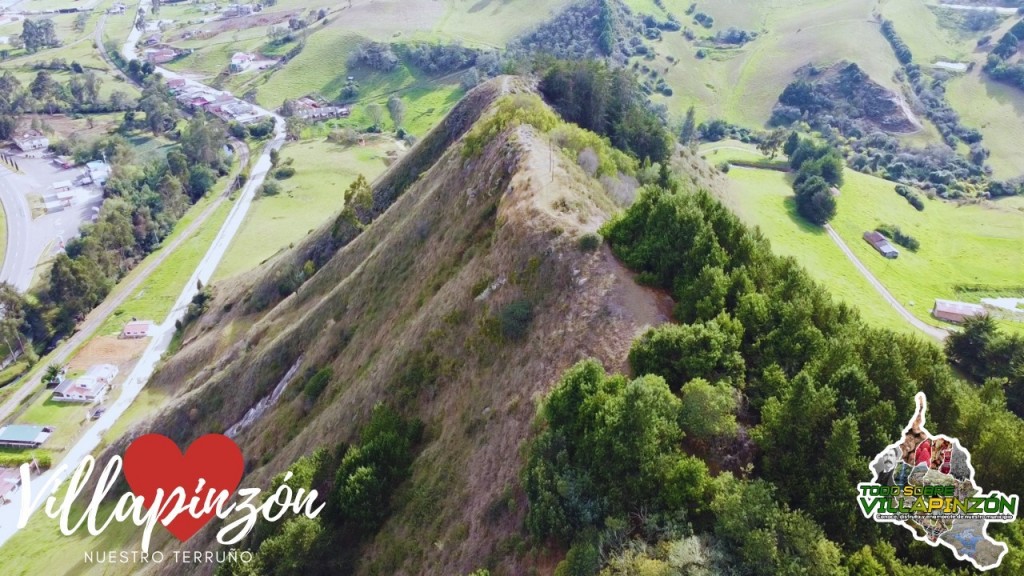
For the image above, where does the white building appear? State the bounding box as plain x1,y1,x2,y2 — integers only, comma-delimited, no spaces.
12,130,49,152
52,364,118,403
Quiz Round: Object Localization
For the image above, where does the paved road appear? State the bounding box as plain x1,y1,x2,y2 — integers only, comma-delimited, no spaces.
0,165,35,292
824,224,949,341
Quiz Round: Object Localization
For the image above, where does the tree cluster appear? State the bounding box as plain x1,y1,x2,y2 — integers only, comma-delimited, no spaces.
505,0,646,65
20,19,61,54
786,135,842,224
880,20,912,65
217,404,422,576
401,42,482,75
349,42,398,72
539,60,673,164
31,114,226,344
984,19,1024,92
558,181,1024,573
0,69,133,117
946,316,1024,417
714,27,756,45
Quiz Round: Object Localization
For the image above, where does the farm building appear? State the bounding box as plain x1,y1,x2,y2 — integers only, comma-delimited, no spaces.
146,48,178,64
12,130,49,152
121,320,151,339
167,78,187,92
932,299,987,324
863,231,899,259
52,364,118,403
291,97,350,120
0,425,53,448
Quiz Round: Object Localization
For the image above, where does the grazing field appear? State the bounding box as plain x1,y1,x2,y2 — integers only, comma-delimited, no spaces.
705,141,1024,334
431,0,574,46
213,138,396,280
878,0,978,64
947,71,1024,179
636,0,906,129
831,169,1024,330
704,144,917,335
252,31,365,108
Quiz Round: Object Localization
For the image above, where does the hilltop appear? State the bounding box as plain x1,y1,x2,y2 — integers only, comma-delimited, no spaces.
35,77,682,575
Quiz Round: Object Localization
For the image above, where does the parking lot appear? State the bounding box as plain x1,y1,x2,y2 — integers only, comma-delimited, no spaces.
0,148,104,292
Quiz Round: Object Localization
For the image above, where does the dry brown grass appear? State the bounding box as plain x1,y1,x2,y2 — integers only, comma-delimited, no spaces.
68,335,149,373
91,78,681,576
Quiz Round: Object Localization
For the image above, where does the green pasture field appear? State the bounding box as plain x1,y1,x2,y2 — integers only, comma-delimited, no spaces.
948,71,1024,179
703,143,917,335
213,138,394,280
636,0,906,129
704,141,1024,335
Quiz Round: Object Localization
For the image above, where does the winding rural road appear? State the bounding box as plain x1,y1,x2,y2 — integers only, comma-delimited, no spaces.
0,165,35,292
0,0,285,541
824,224,949,341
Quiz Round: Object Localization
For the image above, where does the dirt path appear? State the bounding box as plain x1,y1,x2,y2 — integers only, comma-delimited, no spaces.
893,91,924,133
824,224,949,341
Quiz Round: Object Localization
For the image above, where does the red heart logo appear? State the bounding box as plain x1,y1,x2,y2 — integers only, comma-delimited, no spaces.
123,434,244,542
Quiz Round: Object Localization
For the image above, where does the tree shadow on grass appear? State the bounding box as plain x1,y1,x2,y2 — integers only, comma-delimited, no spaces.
781,196,827,236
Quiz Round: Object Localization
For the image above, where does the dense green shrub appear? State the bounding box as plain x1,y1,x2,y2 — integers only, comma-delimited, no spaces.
894,184,925,210
274,166,296,180
499,299,533,340
303,368,333,401
875,224,920,251
577,233,602,252
260,180,282,197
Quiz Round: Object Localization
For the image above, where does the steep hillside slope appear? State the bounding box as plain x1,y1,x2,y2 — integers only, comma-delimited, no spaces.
93,78,677,575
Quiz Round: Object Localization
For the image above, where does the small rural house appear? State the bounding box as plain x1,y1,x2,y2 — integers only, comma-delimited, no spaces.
863,231,899,259
52,364,118,403
0,425,53,448
12,130,49,152
121,320,151,339
229,52,254,73
932,299,987,324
